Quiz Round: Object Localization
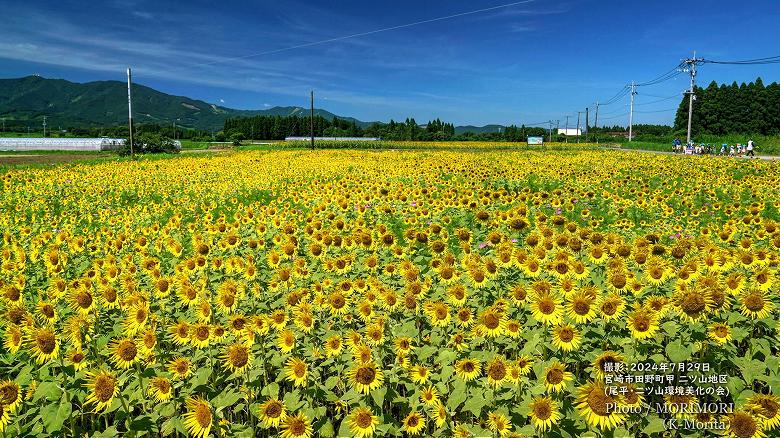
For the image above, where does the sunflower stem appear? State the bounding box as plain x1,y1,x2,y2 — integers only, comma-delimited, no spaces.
135,362,147,413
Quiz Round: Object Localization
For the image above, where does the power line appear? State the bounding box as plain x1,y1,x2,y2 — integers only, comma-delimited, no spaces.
703,55,780,65
599,112,630,121
635,107,678,114
634,94,681,106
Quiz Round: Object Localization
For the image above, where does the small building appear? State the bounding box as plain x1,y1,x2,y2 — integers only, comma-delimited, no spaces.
557,128,582,136
0,138,126,151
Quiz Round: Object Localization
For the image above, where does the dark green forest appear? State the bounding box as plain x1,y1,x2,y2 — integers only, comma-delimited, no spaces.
674,78,780,135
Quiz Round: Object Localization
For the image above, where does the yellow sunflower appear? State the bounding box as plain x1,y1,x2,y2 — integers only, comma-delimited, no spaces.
83,369,119,413
182,397,212,438
280,412,313,438
575,380,626,430
528,396,562,432
347,406,379,438
258,398,287,429
348,361,384,395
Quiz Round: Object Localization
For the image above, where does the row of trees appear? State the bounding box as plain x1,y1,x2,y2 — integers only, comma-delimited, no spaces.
222,114,559,142
675,77,780,136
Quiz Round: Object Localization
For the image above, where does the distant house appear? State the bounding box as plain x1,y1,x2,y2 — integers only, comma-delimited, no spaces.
0,138,126,151
557,128,582,136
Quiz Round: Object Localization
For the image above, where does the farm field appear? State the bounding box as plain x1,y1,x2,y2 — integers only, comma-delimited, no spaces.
1,148,779,437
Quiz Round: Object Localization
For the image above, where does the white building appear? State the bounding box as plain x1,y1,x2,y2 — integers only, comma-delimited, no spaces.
0,138,126,151
557,128,582,136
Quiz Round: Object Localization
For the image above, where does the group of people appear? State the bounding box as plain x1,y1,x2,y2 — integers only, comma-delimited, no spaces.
672,138,756,157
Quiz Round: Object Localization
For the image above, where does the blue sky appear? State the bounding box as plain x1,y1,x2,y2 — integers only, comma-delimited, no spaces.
1,0,779,127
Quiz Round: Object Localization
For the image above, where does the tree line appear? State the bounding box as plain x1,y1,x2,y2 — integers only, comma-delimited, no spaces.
675,77,780,136
222,114,557,142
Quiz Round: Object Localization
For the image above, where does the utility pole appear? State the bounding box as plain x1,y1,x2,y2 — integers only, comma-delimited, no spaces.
683,51,704,145
2,117,5,133
594,102,599,131
43,115,47,137
127,68,134,157
585,107,589,142
548,120,553,143
576,111,582,144
628,81,637,142
565,116,569,143
310,90,314,150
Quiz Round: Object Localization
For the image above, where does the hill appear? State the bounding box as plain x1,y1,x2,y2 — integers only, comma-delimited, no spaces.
0,76,369,131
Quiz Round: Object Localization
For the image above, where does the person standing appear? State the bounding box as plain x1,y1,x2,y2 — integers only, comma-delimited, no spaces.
747,139,755,157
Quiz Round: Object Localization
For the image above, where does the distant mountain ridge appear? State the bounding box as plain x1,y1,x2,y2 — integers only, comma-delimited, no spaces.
0,75,506,134
0,76,369,131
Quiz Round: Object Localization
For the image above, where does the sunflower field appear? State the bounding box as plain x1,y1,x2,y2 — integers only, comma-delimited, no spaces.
0,149,779,438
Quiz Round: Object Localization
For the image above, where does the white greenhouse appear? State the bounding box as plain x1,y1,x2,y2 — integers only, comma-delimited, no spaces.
0,138,126,151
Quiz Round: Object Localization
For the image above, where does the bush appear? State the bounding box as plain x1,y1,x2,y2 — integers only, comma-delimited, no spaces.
118,133,179,156
230,133,244,146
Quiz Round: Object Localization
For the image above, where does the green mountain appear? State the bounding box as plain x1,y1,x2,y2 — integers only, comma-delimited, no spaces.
454,124,507,135
0,76,368,131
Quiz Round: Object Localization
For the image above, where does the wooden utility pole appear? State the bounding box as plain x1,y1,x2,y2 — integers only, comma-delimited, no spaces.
585,107,589,142
127,68,134,157
310,91,315,150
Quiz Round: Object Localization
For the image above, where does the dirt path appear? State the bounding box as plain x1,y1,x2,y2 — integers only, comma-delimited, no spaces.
601,147,779,161
0,153,114,166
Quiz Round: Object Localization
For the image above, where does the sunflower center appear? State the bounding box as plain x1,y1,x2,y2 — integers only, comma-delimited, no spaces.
288,417,306,435
462,361,475,372
483,313,500,329
758,399,779,418
41,304,55,318
355,366,376,385
355,411,373,428
332,295,346,309
36,330,56,354
155,379,171,393
0,385,19,404
587,388,613,416
195,326,209,340
118,340,137,361
3,286,19,302
407,415,419,427
680,293,706,315
136,308,147,322
602,300,618,315
573,300,590,315
714,326,729,338
488,362,507,380
265,401,283,418
731,412,757,438
195,404,212,428
633,314,650,332
533,402,552,420
546,368,564,384
744,293,765,311
76,291,93,308
229,345,249,368
94,375,116,402
558,327,574,342
538,298,555,315
293,362,306,378
611,274,627,289
72,352,85,363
